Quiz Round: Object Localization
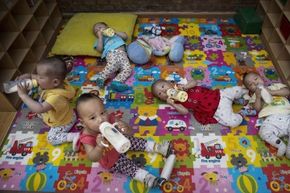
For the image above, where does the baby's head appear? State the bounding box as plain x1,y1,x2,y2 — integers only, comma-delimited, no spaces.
76,93,108,132
93,22,108,36
243,72,264,93
151,79,174,101
36,57,67,90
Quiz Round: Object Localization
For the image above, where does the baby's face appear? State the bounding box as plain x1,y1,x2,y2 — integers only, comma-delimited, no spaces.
93,24,107,35
244,73,264,92
36,65,57,90
78,98,108,132
153,81,174,101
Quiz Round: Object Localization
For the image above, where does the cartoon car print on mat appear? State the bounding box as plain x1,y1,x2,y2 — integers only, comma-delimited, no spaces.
9,140,32,156
137,75,155,81
165,120,187,132
213,74,231,81
201,141,225,159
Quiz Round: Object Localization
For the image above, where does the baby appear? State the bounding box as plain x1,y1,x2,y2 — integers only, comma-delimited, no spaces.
91,22,132,92
76,93,174,189
16,57,79,150
243,72,290,158
152,79,250,128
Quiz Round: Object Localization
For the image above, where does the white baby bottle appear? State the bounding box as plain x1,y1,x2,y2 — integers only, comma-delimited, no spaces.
258,84,272,104
160,154,176,180
99,122,131,153
166,85,188,102
3,79,37,94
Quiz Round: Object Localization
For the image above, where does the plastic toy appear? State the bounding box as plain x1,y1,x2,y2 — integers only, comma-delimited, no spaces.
127,39,152,65
127,35,185,65
144,24,165,37
142,36,171,56
168,35,185,62
240,105,257,116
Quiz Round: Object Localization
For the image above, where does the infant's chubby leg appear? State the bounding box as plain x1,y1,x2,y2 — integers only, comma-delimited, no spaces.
221,86,248,101
113,63,132,83
214,109,243,128
214,90,243,128
260,114,290,157
259,122,287,157
113,49,132,83
91,52,120,87
110,49,132,91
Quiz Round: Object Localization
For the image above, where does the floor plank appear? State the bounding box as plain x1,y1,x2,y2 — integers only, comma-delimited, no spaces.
0,112,16,147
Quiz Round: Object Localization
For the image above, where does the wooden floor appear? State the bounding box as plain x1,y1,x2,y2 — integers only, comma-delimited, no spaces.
0,112,16,147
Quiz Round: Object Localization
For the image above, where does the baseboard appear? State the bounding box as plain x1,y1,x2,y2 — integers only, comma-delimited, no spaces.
0,112,16,148
62,11,236,19
134,11,235,18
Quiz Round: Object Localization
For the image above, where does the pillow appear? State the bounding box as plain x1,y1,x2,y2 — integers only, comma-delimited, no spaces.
51,13,137,56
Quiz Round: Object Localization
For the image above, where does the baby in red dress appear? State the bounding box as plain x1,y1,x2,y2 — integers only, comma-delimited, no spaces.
152,79,249,128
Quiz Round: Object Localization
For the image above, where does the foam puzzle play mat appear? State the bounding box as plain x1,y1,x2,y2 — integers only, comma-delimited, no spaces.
0,17,289,193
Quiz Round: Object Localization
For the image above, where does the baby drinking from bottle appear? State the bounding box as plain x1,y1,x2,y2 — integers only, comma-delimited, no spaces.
11,57,79,151
75,93,174,189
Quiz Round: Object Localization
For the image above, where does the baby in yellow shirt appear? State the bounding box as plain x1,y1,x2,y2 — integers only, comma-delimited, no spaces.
16,57,79,151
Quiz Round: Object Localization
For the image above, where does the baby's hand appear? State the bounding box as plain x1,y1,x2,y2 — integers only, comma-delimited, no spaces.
255,87,262,98
96,135,105,148
115,121,132,136
265,87,273,95
167,97,175,105
177,84,186,90
97,30,103,38
16,73,31,80
17,82,29,97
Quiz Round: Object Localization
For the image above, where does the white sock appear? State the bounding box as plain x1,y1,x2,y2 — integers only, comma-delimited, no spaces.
134,168,149,182
66,132,79,142
259,130,286,157
145,141,155,153
265,137,286,157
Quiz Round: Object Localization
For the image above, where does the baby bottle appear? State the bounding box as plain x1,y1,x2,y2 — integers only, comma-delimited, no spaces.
99,122,131,153
102,28,115,37
3,79,37,94
258,84,272,104
166,86,188,102
160,154,176,180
